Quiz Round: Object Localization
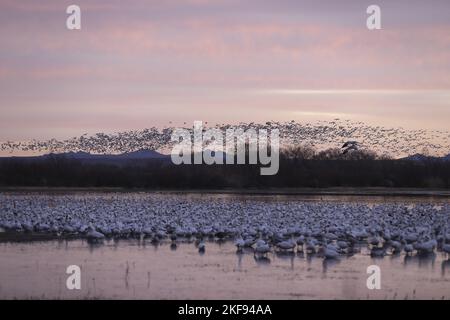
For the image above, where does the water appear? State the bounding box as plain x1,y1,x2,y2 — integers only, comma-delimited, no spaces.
0,238,449,300
0,192,449,300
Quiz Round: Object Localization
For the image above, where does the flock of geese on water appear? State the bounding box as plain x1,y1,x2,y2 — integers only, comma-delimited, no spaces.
1,194,450,261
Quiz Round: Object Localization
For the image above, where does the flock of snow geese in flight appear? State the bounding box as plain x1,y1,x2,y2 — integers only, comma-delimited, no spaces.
1,119,449,157
1,194,449,260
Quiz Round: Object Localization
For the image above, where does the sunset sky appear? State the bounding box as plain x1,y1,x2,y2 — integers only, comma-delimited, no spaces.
1,0,450,141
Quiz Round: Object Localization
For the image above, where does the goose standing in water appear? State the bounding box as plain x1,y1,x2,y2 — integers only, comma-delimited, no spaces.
170,233,177,249
414,238,437,255
370,247,386,258
368,235,381,248
296,236,305,252
86,226,105,243
323,245,339,260
337,240,349,252
442,243,450,258
254,240,271,257
243,237,256,248
404,244,414,255
306,238,318,254
440,229,450,258
389,240,402,254
235,238,245,253
198,241,206,254
276,239,296,252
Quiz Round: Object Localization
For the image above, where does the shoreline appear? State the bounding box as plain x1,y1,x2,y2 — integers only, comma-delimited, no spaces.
0,187,449,197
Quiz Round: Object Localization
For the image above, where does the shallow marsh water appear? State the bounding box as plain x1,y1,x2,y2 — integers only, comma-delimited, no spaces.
0,193,449,300
0,238,449,299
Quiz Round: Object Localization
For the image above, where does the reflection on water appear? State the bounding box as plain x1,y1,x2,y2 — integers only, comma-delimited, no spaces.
0,239,449,300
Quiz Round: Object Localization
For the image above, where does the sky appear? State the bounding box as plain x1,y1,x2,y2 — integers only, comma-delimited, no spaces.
0,0,450,142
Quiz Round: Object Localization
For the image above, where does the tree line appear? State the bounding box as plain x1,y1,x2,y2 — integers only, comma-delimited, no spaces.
0,147,448,189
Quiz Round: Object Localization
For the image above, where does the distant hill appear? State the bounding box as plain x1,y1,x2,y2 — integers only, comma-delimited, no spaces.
108,149,168,160
401,153,450,162
2,150,448,164
0,149,170,166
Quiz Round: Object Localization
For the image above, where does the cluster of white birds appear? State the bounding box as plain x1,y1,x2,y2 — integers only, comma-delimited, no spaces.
1,119,449,158
0,193,449,260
